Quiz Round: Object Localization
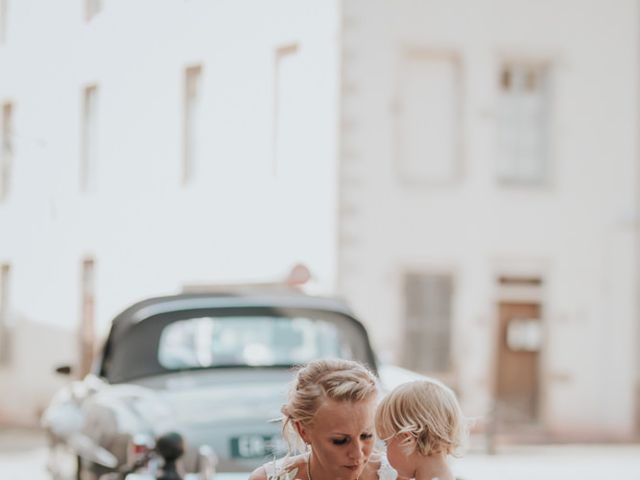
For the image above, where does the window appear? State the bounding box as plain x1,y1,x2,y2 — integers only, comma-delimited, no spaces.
85,0,102,21
158,314,357,369
79,258,95,377
0,0,7,45
80,85,98,192
273,44,301,174
0,264,11,365
183,65,203,184
396,51,461,184
1,102,12,201
496,62,550,185
402,273,453,372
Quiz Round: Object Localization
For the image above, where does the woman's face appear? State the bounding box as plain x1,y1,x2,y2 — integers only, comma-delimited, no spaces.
297,398,376,480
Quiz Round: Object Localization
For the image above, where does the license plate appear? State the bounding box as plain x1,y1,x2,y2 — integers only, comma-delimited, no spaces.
230,434,286,459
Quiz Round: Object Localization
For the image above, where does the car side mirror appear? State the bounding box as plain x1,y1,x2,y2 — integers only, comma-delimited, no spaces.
55,365,73,375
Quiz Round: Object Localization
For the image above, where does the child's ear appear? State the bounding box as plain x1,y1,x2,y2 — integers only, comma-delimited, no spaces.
398,432,417,448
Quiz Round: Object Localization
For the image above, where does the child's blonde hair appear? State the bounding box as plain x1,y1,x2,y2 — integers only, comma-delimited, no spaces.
375,379,465,457
281,358,378,453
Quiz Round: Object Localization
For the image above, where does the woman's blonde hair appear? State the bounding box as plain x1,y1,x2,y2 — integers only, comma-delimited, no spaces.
375,379,466,457
281,358,378,453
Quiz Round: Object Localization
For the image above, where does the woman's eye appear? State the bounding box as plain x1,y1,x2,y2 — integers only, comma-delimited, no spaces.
332,438,348,445
360,433,374,441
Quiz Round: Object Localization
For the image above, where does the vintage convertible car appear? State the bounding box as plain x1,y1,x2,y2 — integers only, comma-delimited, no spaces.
42,290,414,480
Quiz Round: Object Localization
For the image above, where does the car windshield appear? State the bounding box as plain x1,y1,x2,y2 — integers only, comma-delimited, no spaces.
158,314,357,369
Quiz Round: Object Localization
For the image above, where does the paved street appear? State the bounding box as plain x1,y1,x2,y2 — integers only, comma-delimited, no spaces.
0,428,49,480
452,444,640,479
1,428,639,480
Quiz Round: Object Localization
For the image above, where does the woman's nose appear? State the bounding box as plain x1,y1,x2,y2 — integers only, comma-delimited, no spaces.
348,440,365,461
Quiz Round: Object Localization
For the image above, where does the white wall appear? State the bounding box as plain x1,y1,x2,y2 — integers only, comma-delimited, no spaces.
338,0,639,440
0,0,340,424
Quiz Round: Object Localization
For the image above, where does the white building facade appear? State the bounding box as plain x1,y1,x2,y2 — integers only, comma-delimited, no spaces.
337,0,640,441
0,0,342,425
0,0,638,442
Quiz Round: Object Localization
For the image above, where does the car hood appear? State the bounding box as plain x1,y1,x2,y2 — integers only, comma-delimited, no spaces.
134,368,290,428
130,368,293,471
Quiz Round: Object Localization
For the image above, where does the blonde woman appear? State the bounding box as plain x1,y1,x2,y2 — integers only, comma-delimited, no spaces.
249,358,397,480
375,380,466,480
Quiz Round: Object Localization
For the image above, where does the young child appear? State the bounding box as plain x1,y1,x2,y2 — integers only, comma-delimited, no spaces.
375,380,465,480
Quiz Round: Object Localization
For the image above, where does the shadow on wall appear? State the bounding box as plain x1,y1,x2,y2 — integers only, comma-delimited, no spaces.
0,315,76,427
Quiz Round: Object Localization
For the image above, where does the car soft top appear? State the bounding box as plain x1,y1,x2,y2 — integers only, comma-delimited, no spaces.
98,291,377,383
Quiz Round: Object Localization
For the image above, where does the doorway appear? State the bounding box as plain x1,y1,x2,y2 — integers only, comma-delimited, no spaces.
495,301,542,424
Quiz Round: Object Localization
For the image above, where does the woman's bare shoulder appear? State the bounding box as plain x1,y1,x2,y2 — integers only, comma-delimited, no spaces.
249,454,307,480
248,465,268,480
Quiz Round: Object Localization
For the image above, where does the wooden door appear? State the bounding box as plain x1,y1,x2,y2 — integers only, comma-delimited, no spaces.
495,302,541,423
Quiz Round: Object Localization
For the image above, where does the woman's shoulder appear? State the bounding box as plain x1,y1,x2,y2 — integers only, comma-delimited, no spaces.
248,465,268,480
249,454,307,480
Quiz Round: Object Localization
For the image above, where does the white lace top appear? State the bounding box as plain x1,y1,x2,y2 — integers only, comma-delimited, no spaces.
264,453,398,480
